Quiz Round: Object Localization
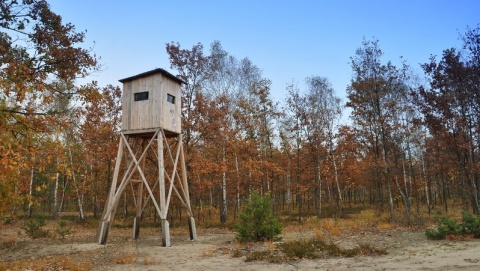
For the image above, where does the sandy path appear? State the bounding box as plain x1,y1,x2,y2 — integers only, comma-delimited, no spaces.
2,226,480,270
88,230,480,271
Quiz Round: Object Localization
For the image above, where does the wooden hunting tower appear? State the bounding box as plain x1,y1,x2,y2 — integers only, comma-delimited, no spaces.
98,68,196,247
120,69,181,135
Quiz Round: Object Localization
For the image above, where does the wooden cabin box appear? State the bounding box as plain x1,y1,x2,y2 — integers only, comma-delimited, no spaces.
119,69,183,135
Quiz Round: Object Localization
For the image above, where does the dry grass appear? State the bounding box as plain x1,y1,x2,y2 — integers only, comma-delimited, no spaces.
377,221,395,230
0,255,93,271
201,249,216,257
202,246,232,258
314,228,324,239
108,251,161,266
140,256,160,265
112,252,137,264
280,208,404,247
217,246,231,255
321,218,342,235
1,236,18,247
238,235,387,263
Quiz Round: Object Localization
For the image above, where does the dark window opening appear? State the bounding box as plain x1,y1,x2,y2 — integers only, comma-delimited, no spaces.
134,91,149,101
167,94,175,104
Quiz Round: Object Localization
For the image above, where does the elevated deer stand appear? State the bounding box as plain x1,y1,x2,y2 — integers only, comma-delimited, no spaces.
98,68,196,246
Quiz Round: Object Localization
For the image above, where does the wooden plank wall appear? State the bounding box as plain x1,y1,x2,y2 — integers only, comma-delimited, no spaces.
121,73,181,134
121,81,132,131
159,75,181,134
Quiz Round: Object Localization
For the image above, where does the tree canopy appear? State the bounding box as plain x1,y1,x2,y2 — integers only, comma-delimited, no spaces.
1,2,479,227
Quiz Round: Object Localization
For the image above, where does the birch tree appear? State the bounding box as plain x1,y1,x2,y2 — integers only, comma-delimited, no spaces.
304,76,342,218
347,38,410,219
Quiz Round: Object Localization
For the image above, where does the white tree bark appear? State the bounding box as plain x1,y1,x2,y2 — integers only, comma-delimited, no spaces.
220,141,228,223
332,154,344,212
28,167,34,218
68,144,85,221
53,172,59,217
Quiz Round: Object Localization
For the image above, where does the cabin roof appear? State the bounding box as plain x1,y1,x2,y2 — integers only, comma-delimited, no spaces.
119,68,185,85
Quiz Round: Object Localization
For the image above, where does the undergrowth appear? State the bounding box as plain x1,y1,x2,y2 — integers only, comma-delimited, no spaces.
22,214,49,239
425,210,480,240
55,220,72,239
236,192,283,242
0,255,92,271
236,237,387,263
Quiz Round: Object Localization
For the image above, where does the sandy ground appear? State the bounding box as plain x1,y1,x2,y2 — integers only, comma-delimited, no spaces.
1,223,480,271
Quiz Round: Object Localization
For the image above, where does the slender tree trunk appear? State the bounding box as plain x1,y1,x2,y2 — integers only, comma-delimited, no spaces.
420,152,431,213
28,167,34,218
296,133,302,223
332,154,344,214
235,153,240,220
467,119,479,214
400,160,411,224
68,144,85,221
209,188,213,208
298,194,303,223
13,172,19,216
248,170,252,200
286,172,291,211
92,170,98,218
441,165,448,213
381,145,394,219
220,141,227,224
58,174,67,213
52,172,60,218
467,168,479,214
461,173,468,211
315,155,322,219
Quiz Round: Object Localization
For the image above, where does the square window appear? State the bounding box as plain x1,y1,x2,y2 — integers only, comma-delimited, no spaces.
167,94,175,104
134,91,149,101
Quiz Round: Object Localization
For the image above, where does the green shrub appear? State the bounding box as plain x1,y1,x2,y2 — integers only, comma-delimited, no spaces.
460,210,480,238
425,214,461,240
22,214,49,239
55,220,72,239
425,211,480,240
236,192,282,242
425,228,447,240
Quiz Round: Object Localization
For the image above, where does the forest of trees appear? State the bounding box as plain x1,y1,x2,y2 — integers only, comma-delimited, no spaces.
1,1,479,227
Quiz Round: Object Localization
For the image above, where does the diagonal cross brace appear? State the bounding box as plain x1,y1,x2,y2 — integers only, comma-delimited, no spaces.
102,130,162,221
120,132,164,219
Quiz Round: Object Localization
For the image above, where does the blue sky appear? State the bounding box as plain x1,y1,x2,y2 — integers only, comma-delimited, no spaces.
49,0,479,109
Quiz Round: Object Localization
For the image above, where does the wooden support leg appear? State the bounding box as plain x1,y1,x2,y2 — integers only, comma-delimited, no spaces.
158,131,170,247
98,137,125,245
133,141,146,240
133,182,144,240
179,136,197,241
161,219,170,247
99,221,109,245
133,217,140,240
188,216,197,241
